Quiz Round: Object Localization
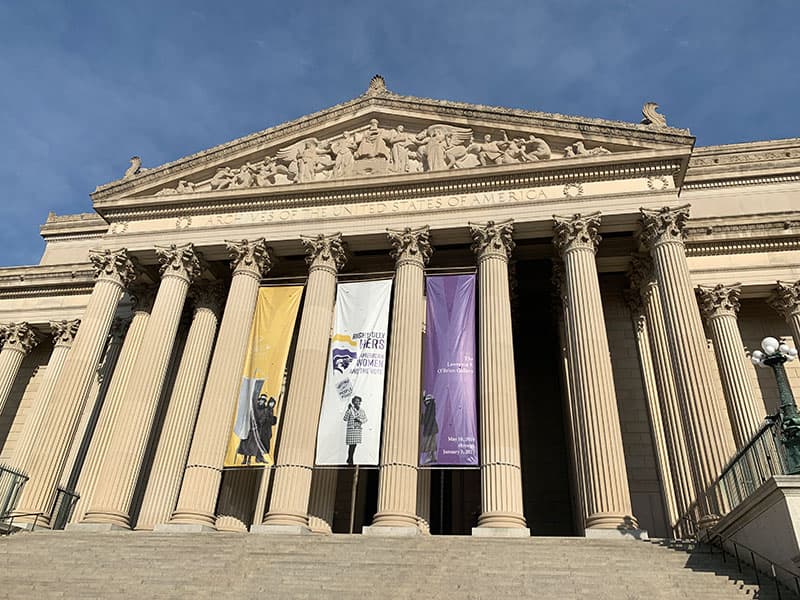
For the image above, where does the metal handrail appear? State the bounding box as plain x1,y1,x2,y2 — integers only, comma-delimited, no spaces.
2,511,43,532
682,512,800,598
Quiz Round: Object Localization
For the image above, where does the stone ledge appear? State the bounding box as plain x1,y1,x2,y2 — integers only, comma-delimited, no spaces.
471,527,531,538
362,525,421,537
250,524,311,536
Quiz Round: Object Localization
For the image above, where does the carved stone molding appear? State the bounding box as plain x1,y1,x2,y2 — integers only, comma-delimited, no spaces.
225,238,274,280
191,282,227,316
0,322,39,355
300,233,348,272
109,317,131,341
696,284,742,320
627,254,654,293
552,212,602,255
155,243,205,283
639,205,691,250
50,319,81,348
387,226,432,266
623,289,646,333
88,248,138,287
768,280,800,320
469,219,515,261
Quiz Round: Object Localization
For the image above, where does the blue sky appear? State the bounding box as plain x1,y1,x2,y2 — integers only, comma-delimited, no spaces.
0,1,797,267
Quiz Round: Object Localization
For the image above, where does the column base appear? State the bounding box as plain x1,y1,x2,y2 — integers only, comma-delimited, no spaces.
250,524,311,535
472,526,530,538
362,525,421,537
66,522,130,532
585,527,649,541
153,522,216,533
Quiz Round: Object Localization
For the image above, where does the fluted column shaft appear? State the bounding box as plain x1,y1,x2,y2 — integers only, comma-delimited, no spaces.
263,233,345,529
0,323,39,414
135,285,222,529
637,276,697,523
307,469,338,534
82,244,202,528
554,213,635,531
15,249,136,524
469,220,526,530
372,226,431,529
698,284,764,447
71,295,153,522
215,469,257,532
169,239,273,528
641,206,736,518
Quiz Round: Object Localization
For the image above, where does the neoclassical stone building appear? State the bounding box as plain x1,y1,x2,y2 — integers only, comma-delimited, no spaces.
1,77,799,539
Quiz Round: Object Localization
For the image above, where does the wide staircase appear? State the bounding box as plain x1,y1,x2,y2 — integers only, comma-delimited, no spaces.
0,532,793,599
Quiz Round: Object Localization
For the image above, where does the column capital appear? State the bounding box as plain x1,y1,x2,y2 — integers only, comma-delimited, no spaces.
0,322,39,355
109,317,130,341
386,226,432,267
623,289,646,334
469,219,514,261
190,282,226,316
129,284,157,313
49,319,81,348
639,205,691,249
88,248,138,287
300,233,347,273
768,280,800,320
697,283,742,320
225,238,274,280
553,212,601,255
155,243,205,283
627,254,656,294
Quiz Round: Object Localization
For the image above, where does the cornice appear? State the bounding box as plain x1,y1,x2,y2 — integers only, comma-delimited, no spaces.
39,211,108,240
97,152,685,222
685,214,800,257
91,90,692,202
0,264,95,298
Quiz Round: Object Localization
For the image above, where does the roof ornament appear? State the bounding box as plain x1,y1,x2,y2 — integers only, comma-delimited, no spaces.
366,74,387,96
641,102,667,127
123,156,143,178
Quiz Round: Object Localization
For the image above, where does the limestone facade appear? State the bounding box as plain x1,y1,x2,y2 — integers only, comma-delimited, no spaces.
1,80,799,537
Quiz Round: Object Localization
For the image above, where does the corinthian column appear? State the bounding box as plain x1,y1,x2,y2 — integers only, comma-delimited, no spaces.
81,243,203,529
367,226,431,535
640,206,736,521
164,239,273,531
629,255,696,530
769,281,800,344
553,213,638,536
135,283,224,530
15,248,136,525
12,321,79,467
0,322,39,414
468,220,527,536
70,287,154,523
259,233,346,534
697,284,764,447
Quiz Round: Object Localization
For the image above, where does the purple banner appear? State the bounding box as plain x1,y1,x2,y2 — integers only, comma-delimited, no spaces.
420,274,478,466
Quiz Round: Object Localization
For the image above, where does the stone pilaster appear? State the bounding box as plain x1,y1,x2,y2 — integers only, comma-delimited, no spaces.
82,244,203,528
629,255,696,529
468,220,527,535
260,233,346,533
167,239,273,530
0,322,39,415
697,283,764,447
12,321,79,467
769,280,800,343
369,226,432,533
553,213,637,534
135,283,223,530
640,206,736,520
15,248,136,525
623,288,679,532
307,469,338,534
71,288,154,523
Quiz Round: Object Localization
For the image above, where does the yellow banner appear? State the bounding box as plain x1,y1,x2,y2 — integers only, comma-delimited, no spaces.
224,285,303,467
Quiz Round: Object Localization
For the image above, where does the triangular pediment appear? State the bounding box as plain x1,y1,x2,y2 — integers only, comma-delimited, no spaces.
92,80,694,205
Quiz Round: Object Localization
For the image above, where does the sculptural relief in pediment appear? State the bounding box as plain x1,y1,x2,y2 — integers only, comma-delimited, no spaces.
152,118,614,197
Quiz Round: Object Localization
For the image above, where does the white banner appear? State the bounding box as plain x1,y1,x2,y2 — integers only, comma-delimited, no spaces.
315,279,392,465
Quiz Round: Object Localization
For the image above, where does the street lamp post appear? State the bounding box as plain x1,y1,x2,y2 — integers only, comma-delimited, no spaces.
751,337,800,475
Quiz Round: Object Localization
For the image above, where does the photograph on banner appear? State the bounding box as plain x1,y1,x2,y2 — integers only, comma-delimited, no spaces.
315,279,392,466
420,274,478,466
223,285,303,468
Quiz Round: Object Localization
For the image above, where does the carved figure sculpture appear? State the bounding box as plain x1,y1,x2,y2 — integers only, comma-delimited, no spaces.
519,135,551,161
564,141,612,158
277,138,334,184
355,119,391,160
331,131,358,178
210,166,236,190
232,162,257,188
255,158,290,187
387,125,417,173
416,124,473,171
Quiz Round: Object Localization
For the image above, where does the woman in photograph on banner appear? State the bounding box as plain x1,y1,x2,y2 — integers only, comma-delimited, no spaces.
420,392,439,465
237,393,277,465
343,396,367,465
